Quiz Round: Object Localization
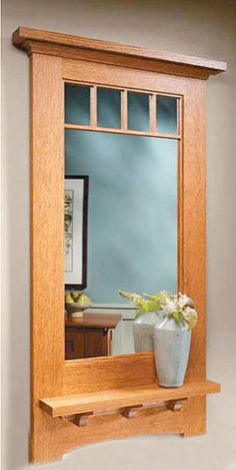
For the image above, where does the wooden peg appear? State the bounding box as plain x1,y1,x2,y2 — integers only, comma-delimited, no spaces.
63,412,93,427
166,399,186,412
121,405,143,419
75,413,92,427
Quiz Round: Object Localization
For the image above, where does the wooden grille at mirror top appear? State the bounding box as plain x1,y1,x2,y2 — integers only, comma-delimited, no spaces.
64,82,181,138
12,27,226,463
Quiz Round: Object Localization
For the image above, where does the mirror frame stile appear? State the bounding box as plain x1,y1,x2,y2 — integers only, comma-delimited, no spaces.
12,27,226,463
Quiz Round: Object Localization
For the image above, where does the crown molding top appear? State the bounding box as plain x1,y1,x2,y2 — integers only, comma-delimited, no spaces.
12,26,227,79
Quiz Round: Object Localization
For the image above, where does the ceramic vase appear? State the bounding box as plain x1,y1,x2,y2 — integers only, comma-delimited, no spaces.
153,316,191,387
133,312,162,353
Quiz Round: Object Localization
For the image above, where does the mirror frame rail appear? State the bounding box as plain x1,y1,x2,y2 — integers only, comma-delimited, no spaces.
12,26,226,463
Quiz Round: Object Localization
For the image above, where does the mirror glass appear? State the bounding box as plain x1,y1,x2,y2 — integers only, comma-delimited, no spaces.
64,84,178,360
65,84,90,125
157,96,178,134
128,91,150,132
97,88,121,129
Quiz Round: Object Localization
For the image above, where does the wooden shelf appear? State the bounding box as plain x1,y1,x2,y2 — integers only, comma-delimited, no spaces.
40,380,220,419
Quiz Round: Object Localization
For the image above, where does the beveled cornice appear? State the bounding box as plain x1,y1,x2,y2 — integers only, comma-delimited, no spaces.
12,26,227,80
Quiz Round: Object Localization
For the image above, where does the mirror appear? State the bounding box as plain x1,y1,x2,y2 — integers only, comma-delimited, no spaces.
64,84,179,360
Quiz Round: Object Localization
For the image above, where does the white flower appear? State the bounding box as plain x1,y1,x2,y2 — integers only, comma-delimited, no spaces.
163,300,177,315
182,306,198,329
131,294,143,306
178,294,189,308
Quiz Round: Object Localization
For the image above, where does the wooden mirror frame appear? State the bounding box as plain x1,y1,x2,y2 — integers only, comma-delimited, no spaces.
12,27,226,464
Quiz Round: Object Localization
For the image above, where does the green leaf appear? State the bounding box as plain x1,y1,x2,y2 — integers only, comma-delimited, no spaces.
172,311,181,325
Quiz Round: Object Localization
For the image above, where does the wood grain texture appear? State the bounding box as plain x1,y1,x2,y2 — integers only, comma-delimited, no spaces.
65,327,110,359
62,57,193,93
177,102,184,292
40,381,220,418
12,26,227,79
65,329,84,360
65,313,122,329
13,40,208,81
90,86,97,127
59,65,209,458
183,79,207,381
30,53,64,462
175,81,207,438
42,406,186,456
182,397,207,436
17,41,215,80
65,315,118,359
63,353,157,394
11,26,225,462
64,122,180,139
149,94,157,133
121,89,128,130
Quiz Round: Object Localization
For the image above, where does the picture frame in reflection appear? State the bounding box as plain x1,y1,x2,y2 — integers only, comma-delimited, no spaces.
64,175,89,289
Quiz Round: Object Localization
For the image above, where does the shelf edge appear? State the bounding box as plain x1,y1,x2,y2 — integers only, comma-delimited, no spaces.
40,380,221,418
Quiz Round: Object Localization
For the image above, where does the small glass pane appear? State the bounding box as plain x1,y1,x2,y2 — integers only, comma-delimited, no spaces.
65,84,90,125
128,92,149,132
97,88,121,129
157,96,178,135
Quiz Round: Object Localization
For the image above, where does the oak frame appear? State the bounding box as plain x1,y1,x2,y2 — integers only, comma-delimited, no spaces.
12,27,226,463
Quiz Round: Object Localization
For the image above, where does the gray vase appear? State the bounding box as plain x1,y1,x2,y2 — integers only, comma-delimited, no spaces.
133,312,162,353
153,317,191,387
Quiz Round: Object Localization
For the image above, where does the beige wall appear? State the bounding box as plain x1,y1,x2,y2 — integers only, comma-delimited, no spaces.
2,1,236,469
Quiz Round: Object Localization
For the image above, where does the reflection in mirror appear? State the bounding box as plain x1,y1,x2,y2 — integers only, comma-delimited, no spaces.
64,176,88,289
128,91,150,131
65,84,90,125
64,130,178,360
157,96,178,135
97,88,121,129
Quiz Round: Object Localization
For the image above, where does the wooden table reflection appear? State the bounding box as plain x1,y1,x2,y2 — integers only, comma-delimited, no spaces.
65,312,122,359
